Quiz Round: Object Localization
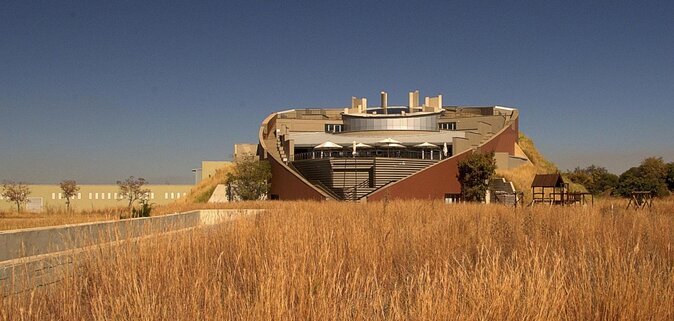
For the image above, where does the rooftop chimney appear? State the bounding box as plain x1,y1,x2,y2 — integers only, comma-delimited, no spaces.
381,91,388,114
408,89,420,113
351,96,367,113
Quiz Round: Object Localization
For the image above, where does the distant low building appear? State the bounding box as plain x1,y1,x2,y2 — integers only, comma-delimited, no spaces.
0,184,193,213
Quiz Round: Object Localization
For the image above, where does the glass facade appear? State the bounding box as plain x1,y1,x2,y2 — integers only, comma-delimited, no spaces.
343,113,439,132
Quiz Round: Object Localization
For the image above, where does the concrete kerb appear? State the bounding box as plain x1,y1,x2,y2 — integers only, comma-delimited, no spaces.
0,209,264,296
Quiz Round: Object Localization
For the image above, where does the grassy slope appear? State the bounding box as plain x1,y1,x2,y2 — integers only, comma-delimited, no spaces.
181,163,235,204
496,133,586,201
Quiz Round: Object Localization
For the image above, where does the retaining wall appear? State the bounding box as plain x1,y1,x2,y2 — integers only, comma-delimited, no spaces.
0,209,263,296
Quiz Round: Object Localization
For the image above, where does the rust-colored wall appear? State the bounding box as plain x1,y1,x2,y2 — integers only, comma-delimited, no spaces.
367,151,470,201
367,120,518,201
479,118,518,155
269,157,326,201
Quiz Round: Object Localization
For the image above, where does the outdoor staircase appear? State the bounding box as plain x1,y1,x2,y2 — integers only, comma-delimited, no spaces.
489,178,520,206
291,157,439,201
275,135,288,163
371,158,437,188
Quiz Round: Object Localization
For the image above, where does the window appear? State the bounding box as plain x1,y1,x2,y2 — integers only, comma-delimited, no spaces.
444,193,463,204
88,193,93,200
164,192,169,199
52,193,56,200
151,193,155,199
95,193,99,200
324,124,343,133
78,193,82,200
439,122,457,130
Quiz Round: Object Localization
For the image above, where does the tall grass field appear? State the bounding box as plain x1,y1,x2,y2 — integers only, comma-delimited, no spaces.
2,200,673,320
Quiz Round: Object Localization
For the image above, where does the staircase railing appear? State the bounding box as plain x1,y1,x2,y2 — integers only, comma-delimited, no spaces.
342,179,370,201
309,180,341,200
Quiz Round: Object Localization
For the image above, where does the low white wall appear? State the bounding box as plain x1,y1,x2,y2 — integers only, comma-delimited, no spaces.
0,212,201,262
0,209,264,296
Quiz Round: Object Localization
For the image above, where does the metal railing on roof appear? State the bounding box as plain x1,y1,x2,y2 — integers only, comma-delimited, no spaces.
293,149,449,161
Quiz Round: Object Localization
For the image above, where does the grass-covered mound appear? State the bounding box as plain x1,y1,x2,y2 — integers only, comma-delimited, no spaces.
497,133,586,201
182,163,235,204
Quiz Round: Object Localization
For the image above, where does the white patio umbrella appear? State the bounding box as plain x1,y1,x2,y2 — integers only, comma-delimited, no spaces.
414,142,439,159
354,142,373,149
376,137,402,145
314,141,343,158
385,143,406,148
381,142,405,157
352,142,373,157
414,142,439,148
314,141,343,150
443,142,448,157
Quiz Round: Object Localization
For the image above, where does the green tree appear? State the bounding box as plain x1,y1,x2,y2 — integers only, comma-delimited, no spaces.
226,159,272,201
667,162,674,191
566,165,618,195
59,179,80,212
1,181,31,212
593,170,619,195
617,157,669,197
566,167,592,190
117,176,151,212
457,151,496,202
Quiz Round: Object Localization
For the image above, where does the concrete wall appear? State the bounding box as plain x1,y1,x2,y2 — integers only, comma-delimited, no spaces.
2,212,188,262
0,209,263,295
0,184,194,212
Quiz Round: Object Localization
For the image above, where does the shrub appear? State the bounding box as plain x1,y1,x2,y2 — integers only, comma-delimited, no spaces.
457,151,496,202
226,159,272,201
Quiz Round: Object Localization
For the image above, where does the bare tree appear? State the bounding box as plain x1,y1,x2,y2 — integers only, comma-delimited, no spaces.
117,176,150,211
1,181,31,212
59,180,80,212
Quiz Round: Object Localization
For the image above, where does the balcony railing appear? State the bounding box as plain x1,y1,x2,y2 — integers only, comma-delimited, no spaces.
293,149,449,161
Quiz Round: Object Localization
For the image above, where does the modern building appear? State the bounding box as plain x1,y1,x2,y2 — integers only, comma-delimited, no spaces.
258,90,529,201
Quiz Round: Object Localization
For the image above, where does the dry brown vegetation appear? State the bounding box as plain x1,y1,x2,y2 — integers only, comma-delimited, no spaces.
182,163,235,204
498,133,586,201
0,209,119,231
2,199,673,320
0,201,278,231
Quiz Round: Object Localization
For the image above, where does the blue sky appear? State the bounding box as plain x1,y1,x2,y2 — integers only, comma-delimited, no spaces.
1,1,673,184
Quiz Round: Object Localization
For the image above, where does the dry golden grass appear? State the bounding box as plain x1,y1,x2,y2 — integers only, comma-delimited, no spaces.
2,199,673,320
182,164,235,204
0,201,277,231
498,133,587,202
0,208,122,231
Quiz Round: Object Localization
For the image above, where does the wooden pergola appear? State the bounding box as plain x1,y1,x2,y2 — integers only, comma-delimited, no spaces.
531,174,567,205
531,173,593,206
